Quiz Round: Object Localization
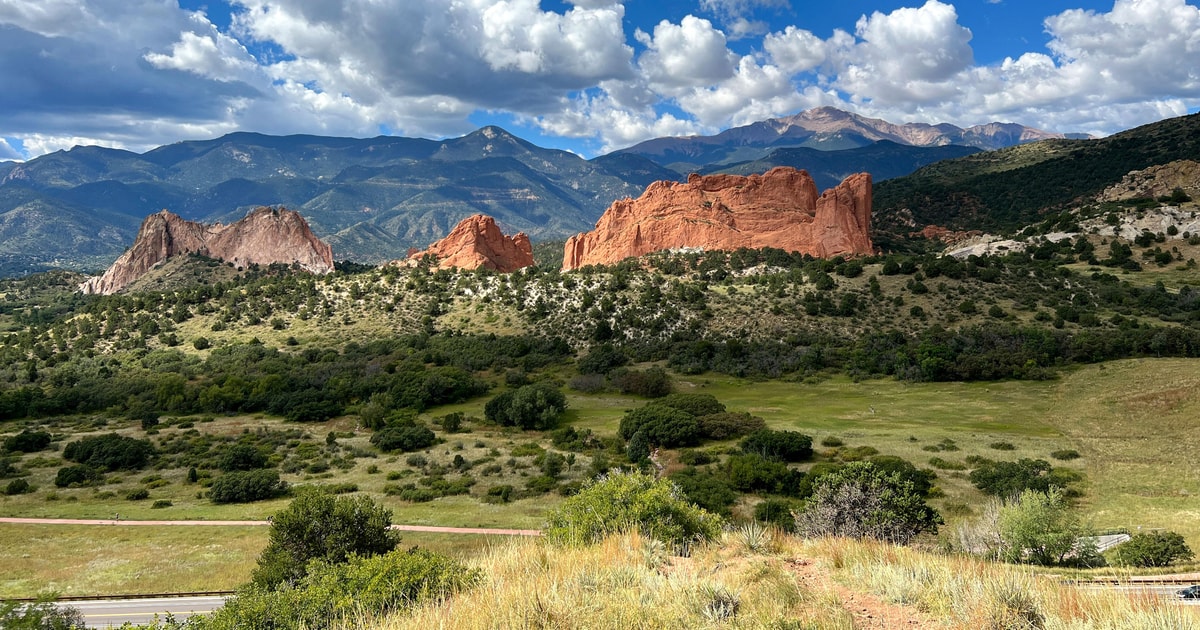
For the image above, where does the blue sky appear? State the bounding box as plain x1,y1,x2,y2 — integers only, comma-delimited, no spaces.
1,0,1198,160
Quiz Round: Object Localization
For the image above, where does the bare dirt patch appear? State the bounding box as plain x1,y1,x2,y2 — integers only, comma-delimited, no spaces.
785,556,948,629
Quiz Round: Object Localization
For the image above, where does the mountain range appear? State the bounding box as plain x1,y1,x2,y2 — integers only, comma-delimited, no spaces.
0,107,1111,274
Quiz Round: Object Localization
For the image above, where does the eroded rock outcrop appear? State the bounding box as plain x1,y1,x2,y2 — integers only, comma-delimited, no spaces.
80,207,333,294
406,214,534,272
563,167,872,270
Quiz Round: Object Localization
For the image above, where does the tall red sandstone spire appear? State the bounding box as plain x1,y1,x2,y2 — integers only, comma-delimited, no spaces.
406,214,535,272
562,167,872,271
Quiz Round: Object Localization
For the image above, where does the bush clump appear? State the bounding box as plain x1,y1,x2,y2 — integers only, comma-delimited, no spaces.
203,548,479,629
3,429,51,453
252,492,400,588
54,464,101,488
3,478,32,495
484,382,567,430
218,443,270,471
371,425,437,453
1111,531,1194,568
969,458,1080,497
63,433,154,471
209,470,288,504
739,429,813,462
793,461,941,544
544,471,722,547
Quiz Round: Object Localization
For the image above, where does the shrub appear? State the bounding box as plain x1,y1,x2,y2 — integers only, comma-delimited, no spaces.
1111,531,1194,568
219,443,270,471
989,441,1017,451
3,478,32,495
544,471,722,546
656,393,726,417
525,475,558,493
725,453,799,494
209,548,479,629
793,461,941,544
371,426,437,453
151,500,173,509
63,433,154,471
669,467,737,516
676,448,715,466
969,458,1079,497
618,404,700,448
3,429,51,453
210,469,287,504
124,487,150,500
252,491,401,588
576,344,629,375
54,464,100,488
754,498,800,532
484,383,567,430
696,412,765,440
820,436,844,448
1050,449,1081,460
868,455,936,497
485,484,513,503
609,367,673,398
739,429,813,462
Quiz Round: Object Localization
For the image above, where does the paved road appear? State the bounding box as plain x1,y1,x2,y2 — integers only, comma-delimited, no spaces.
0,516,541,536
8,516,539,626
56,596,227,628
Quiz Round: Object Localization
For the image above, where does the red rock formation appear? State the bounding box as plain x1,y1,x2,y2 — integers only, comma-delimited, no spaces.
407,214,534,272
912,225,983,245
80,207,334,294
563,167,872,270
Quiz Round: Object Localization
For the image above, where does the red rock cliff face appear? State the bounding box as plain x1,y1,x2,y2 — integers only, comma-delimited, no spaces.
563,167,872,270
407,214,534,272
80,207,334,294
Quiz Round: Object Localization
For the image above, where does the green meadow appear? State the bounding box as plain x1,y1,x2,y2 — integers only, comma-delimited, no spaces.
3,357,1200,596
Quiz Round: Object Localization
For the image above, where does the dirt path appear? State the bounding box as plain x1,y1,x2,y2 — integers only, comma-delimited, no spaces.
786,557,948,629
0,516,541,536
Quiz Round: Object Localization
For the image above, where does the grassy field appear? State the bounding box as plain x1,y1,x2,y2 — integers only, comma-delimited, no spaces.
1042,358,1200,540
0,525,519,598
4,358,1200,596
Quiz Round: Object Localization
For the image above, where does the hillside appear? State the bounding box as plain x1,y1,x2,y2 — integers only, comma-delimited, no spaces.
874,112,1200,236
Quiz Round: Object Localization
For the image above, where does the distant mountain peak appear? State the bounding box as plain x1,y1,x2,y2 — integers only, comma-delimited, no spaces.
616,106,1075,170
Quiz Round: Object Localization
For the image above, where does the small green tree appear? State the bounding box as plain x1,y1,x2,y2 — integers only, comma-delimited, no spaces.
252,491,401,588
997,487,1086,565
544,471,722,546
1111,531,1194,568
793,461,941,544
625,430,650,464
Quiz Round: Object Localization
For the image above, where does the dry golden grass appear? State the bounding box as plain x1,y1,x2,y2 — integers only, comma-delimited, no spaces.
805,537,1200,630
385,530,854,630
356,532,1199,630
